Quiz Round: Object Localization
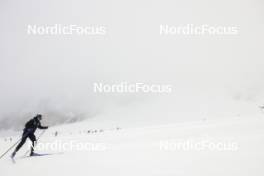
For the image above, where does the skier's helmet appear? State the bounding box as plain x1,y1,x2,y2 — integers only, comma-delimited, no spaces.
35,114,42,120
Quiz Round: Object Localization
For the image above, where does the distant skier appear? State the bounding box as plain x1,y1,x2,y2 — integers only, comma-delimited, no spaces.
54,131,58,137
11,114,48,158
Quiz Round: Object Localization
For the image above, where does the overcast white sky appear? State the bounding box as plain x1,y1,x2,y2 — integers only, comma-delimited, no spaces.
0,0,263,129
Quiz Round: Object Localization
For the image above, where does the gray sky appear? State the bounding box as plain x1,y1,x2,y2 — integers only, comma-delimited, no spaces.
0,0,263,129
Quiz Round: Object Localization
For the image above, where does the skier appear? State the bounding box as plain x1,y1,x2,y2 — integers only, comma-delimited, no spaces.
11,114,48,158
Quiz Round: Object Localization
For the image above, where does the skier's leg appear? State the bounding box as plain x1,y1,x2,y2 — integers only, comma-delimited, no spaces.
14,135,27,152
28,134,36,155
11,133,28,157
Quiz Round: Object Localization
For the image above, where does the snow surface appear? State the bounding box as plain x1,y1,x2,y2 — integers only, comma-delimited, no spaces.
1,117,264,176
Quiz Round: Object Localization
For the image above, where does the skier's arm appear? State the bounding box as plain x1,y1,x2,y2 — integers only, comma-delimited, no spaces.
38,122,48,129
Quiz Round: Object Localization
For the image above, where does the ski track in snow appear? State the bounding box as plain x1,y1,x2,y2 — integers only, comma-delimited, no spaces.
1,118,264,176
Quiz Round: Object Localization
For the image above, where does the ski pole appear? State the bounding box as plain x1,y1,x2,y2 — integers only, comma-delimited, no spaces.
0,137,22,159
0,130,32,159
37,129,46,141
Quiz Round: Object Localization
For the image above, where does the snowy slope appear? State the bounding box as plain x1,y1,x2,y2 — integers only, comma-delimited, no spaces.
1,117,264,176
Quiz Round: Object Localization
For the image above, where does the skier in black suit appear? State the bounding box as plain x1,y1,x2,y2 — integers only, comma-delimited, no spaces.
11,114,48,158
